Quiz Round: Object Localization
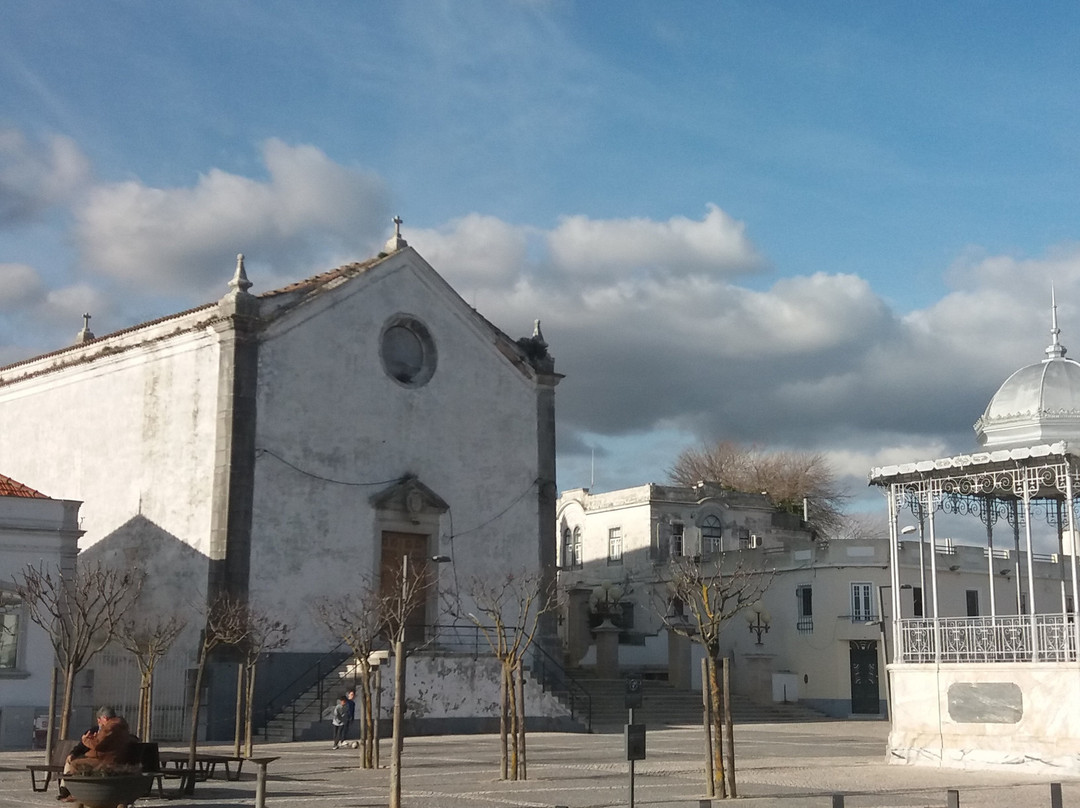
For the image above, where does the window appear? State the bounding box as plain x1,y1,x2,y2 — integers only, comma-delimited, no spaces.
701,515,722,555
796,585,813,634
608,527,623,564
671,523,684,557
562,526,582,569
912,586,924,618
851,583,873,622
380,315,437,387
0,593,22,670
738,527,751,549
966,590,980,617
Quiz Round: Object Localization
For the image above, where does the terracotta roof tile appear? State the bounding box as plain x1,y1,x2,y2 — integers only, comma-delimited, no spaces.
0,473,49,498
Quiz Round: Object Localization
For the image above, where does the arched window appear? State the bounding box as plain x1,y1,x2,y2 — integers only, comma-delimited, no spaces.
563,526,582,569
701,514,723,555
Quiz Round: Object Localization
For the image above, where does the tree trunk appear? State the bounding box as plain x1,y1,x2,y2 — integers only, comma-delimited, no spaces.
45,666,58,760
373,664,382,771
707,656,727,797
701,657,714,798
516,656,526,780
59,661,76,740
389,639,405,808
244,662,258,757
233,663,244,758
499,663,509,780
187,649,209,795
507,662,519,781
723,656,736,798
358,660,374,768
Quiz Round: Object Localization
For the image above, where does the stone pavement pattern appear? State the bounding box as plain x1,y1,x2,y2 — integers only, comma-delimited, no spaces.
2,720,1078,808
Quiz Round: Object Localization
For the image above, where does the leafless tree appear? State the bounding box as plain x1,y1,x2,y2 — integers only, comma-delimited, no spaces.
116,611,187,740
186,595,250,791
655,556,772,799
457,570,556,781
14,561,143,746
313,576,392,769
669,440,848,536
236,608,289,758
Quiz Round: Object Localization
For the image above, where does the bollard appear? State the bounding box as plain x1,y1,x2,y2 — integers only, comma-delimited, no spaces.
946,789,960,808
832,794,844,808
1051,782,1063,808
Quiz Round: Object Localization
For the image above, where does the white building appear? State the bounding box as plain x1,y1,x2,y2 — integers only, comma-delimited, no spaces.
556,482,1069,719
871,304,1080,772
0,474,81,749
0,230,562,740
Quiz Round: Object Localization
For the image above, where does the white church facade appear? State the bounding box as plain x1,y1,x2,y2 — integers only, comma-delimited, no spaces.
0,229,563,740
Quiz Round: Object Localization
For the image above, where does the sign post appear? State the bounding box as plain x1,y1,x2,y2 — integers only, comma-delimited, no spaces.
625,673,645,808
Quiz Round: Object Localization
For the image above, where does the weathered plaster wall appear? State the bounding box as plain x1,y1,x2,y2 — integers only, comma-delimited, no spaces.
0,325,223,619
250,255,545,650
0,496,80,748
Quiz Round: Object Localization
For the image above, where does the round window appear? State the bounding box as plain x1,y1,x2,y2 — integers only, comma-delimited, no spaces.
380,316,436,386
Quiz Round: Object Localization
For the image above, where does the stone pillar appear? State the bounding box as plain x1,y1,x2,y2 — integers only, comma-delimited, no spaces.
594,620,621,678
742,654,776,703
566,587,593,667
667,629,692,690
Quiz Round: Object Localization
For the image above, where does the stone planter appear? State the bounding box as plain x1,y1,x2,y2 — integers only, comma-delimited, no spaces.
62,773,154,807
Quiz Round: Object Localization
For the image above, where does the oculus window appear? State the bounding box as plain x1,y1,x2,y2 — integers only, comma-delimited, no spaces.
380,315,437,387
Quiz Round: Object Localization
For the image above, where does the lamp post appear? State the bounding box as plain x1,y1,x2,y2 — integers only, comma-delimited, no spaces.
746,603,771,645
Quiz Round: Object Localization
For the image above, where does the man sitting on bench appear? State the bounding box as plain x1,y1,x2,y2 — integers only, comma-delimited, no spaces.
57,706,133,801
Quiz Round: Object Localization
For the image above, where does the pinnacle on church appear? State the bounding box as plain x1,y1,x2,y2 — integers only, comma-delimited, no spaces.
384,216,408,252
1045,285,1067,360
228,253,254,297
75,312,95,343
532,319,547,351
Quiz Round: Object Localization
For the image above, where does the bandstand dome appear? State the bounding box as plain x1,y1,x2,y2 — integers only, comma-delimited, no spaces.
974,303,1080,450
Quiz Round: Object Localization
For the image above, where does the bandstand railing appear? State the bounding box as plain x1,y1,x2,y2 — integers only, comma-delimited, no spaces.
898,614,1078,663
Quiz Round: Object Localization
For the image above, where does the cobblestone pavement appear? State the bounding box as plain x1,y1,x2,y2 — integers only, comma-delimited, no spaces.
2,720,1078,808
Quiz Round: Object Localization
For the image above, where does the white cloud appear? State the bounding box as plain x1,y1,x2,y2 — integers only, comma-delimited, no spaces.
0,129,90,225
548,204,763,280
75,140,390,296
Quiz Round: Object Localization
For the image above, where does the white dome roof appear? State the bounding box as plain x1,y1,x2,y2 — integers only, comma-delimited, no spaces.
975,303,1080,449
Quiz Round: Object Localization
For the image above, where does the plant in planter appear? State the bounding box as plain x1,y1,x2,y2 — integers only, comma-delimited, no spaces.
63,762,153,808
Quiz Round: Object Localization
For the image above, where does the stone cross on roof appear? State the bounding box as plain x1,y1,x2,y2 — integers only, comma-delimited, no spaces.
76,312,95,343
384,216,408,252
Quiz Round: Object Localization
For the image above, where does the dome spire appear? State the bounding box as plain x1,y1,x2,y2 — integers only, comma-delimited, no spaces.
1046,284,1067,360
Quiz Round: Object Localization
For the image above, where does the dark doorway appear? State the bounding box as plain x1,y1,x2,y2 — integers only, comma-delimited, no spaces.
380,531,430,645
849,640,880,714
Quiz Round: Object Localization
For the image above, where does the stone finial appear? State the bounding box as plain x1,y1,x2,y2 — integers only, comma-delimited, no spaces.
228,253,253,296
75,312,95,344
384,216,408,252
532,319,548,351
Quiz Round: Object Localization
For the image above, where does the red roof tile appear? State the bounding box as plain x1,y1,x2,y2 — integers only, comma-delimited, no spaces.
0,473,48,498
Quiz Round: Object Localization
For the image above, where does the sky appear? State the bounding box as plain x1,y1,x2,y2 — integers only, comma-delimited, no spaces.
3,2,1080,516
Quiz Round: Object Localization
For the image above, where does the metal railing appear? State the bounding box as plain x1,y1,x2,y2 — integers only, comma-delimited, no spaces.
261,624,592,739
897,613,1078,663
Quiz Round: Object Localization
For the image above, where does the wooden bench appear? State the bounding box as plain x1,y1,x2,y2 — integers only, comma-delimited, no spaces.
26,739,76,792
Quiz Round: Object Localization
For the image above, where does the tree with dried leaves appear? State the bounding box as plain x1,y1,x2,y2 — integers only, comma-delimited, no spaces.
235,608,289,758
14,561,143,748
457,570,556,781
313,576,393,769
116,611,187,741
655,556,772,799
669,440,848,537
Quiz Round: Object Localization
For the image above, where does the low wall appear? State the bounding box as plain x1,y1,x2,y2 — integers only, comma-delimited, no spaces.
888,661,1080,773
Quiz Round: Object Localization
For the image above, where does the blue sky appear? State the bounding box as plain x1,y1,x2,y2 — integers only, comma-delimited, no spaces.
4,2,1080,515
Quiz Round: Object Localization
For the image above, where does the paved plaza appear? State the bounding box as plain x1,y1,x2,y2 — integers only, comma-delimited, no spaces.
2,719,1078,808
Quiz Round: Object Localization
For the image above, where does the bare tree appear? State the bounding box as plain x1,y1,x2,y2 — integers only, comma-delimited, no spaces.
236,608,289,758
458,570,556,781
186,595,249,791
383,554,435,808
14,561,143,746
313,576,392,769
116,611,187,740
655,556,772,799
669,440,848,536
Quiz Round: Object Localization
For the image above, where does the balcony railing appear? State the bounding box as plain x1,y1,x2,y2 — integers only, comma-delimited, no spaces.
897,614,1078,663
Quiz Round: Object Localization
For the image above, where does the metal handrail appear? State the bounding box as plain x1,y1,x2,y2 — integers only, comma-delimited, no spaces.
261,641,350,741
